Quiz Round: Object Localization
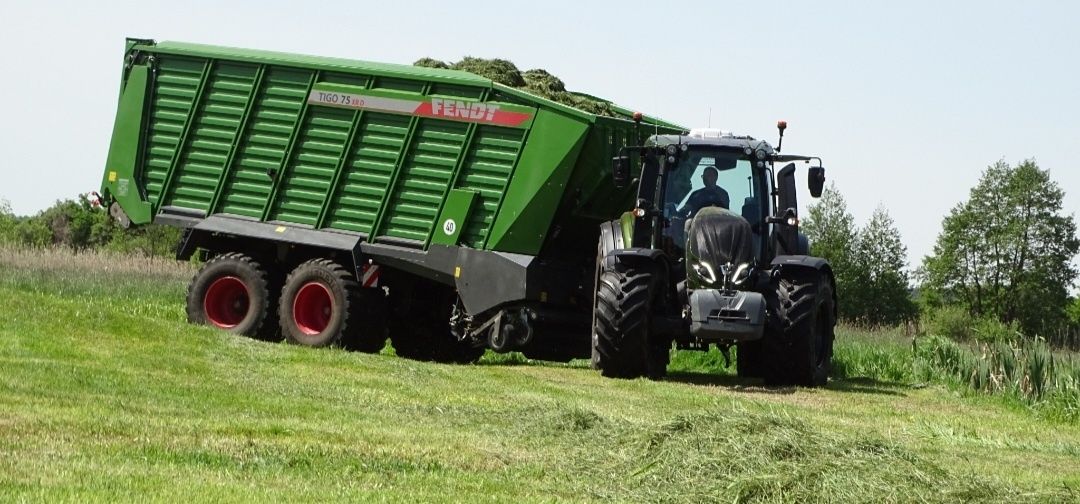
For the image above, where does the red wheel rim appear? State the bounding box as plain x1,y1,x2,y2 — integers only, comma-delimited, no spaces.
293,281,334,335
203,276,250,329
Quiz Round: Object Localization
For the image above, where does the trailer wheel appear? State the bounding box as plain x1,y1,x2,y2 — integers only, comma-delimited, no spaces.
278,259,386,351
763,270,835,387
592,266,665,379
186,252,278,340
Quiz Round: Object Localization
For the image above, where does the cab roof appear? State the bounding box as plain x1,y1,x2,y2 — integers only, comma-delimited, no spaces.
647,133,776,155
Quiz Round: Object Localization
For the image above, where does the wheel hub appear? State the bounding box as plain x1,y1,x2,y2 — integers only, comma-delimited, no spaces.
293,282,334,335
203,276,250,329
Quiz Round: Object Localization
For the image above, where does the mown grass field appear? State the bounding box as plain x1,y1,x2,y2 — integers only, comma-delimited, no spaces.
1,248,1078,503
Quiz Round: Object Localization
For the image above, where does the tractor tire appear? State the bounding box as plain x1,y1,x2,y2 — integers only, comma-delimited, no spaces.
278,259,385,350
763,270,835,387
591,220,626,370
593,267,666,379
736,340,765,378
186,252,278,341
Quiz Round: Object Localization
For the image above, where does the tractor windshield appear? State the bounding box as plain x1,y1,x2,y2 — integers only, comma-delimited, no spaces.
662,149,767,247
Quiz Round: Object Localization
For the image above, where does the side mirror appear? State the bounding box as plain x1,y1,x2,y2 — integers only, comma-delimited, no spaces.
808,166,825,198
612,155,631,189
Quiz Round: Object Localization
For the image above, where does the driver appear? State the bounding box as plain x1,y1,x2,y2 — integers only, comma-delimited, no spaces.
677,166,729,218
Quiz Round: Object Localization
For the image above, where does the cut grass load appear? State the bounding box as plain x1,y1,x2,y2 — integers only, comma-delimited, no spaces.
1,247,1078,502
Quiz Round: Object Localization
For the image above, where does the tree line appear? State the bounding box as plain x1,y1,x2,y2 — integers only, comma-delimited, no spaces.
0,196,180,256
803,159,1080,348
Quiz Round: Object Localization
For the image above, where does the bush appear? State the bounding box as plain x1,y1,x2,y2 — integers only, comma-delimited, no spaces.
972,316,1022,344
0,195,181,257
926,305,976,341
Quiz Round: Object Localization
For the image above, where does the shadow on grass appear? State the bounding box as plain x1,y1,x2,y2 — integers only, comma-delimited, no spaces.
474,353,910,396
661,371,796,394
827,377,909,396
663,372,908,396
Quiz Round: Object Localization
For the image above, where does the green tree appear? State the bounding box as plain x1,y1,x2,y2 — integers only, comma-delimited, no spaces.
0,199,16,244
855,206,918,325
921,160,1079,336
802,182,865,321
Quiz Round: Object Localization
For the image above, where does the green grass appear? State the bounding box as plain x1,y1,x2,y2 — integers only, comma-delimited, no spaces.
1,247,1079,502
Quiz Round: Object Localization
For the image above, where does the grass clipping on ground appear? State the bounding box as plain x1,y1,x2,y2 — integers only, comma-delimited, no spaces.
2,247,1078,502
414,57,617,117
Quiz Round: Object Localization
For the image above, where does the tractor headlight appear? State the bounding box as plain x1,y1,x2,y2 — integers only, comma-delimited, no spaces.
692,261,718,285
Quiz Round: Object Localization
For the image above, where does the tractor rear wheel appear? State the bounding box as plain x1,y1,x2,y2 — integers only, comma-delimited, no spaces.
278,259,386,351
186,252,278,341
763,270,835,387
592,266,666,379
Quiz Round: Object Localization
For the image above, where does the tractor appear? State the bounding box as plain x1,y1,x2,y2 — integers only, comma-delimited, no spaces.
593,122,836,386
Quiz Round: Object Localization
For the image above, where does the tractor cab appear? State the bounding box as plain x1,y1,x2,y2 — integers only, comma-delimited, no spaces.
651,132,775,264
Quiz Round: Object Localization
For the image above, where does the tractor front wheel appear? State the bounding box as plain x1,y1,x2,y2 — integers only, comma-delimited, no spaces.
763,270,835,387
592,266,666,379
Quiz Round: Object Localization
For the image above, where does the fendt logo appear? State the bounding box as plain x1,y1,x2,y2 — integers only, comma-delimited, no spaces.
309,88,533,128
429,98,500,121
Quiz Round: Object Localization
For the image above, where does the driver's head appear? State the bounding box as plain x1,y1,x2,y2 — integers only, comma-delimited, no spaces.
702,167,719,187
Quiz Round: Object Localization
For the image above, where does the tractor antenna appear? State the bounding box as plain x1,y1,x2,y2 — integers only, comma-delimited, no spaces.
776,120,787,153
708,107,712,128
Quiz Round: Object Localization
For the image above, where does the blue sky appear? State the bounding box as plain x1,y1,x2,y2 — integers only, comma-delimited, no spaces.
1,0,1077,268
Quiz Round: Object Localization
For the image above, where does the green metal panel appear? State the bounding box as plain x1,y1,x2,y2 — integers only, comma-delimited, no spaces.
430,189,478,246
141,56,205,205
322,112,412,234
103,39,685,258
206,65,266,215
454,126,527,248
484,109,589,254
262,71,319,222
217,67,312,218
378,119,470,242
162,62,260,212
100,63,152,224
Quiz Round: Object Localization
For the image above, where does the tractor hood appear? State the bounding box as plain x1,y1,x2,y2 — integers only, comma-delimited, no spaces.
685,207,754,288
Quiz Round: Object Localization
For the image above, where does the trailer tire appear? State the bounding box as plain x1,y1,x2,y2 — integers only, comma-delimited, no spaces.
593,267,665,379
186,252,278,341
763,270,835,387
278,259,384,350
